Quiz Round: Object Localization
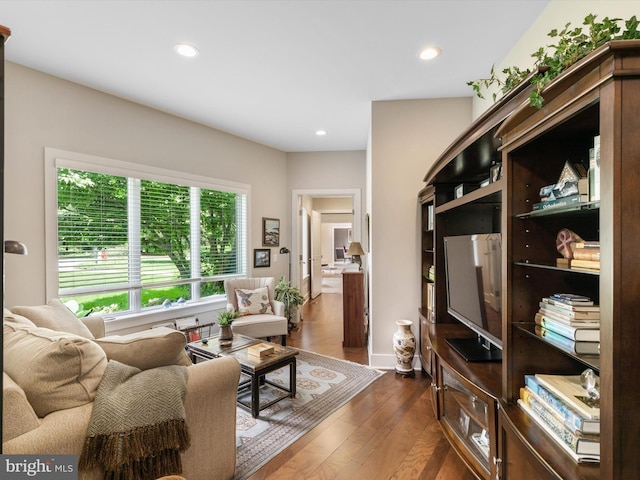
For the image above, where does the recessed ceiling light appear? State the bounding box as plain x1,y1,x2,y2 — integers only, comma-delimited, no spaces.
174,43,199,57
419,46,442,61
315,130,327,136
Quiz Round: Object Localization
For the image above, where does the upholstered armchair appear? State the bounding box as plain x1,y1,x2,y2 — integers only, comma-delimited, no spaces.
223,277,288,345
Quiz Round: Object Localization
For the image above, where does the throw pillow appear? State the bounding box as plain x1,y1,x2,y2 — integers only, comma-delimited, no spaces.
3,308,36,327
235,287,274,316
3,322,108,417
11,298,95,339
95,327,192,370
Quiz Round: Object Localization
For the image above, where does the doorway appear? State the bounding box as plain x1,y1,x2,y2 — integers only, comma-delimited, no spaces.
291,189,361,300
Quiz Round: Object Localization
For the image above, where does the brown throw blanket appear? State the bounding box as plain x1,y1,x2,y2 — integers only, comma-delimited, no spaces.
79,360,191,480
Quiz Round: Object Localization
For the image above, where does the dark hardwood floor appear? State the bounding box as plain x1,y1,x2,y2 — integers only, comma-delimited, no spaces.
247,286,475,480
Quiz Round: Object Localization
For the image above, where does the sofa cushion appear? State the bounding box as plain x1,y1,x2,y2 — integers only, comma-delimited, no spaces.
3,308,36,327
95,327,192,370
11,299,95,339
3,322,108,417
235,287,274,316
2,372,41,441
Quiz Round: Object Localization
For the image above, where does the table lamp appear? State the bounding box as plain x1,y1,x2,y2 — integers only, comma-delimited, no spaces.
347,241,365,270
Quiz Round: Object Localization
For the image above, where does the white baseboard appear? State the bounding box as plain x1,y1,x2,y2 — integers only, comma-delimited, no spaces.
369,352,421,372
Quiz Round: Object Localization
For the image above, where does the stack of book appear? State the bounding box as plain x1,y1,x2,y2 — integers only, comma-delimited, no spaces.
518,373,600,463
570,241,600,272
534,294,600,355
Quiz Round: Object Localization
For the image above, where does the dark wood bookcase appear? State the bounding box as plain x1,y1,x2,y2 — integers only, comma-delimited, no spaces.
418,41,640,480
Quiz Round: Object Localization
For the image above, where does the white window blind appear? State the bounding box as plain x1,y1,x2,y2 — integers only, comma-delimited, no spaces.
54,160,248,317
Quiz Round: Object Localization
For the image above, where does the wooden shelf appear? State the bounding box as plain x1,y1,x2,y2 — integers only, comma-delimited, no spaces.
514,322,600,371
419,41,640,480
435,180,502,215
513,262,600,276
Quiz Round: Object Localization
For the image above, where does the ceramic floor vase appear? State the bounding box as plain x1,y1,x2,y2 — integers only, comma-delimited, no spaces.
393,319,416,374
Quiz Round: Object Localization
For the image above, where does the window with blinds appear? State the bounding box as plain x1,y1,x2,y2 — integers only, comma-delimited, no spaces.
55,166,247,317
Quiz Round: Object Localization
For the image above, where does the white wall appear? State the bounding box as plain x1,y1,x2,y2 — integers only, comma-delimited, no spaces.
472,0,640,118
286,150,366,290
287,151,366,192
4,63,289,309
369,98,472,368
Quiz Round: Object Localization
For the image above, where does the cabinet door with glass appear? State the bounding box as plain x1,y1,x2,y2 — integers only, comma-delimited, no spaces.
438,361,496,480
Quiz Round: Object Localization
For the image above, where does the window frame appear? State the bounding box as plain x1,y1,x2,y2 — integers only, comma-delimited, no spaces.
44,148,251,323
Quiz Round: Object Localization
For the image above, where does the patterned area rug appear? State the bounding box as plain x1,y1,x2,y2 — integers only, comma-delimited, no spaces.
234,350,383,480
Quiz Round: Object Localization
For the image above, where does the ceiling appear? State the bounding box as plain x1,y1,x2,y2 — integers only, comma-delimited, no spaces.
2,1,549,152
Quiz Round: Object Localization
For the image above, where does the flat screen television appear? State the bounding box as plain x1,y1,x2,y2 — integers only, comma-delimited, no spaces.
443,233,502,362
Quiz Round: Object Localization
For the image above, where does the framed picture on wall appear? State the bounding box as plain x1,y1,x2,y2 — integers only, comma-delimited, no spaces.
254,248,271,268
262,217,280,246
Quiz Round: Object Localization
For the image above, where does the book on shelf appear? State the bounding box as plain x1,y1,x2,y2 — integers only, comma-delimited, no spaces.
570,259,600,270
534,313,600,342
532,194,586,211
518,399,600,463
578,177,589,198
427,265,435,281
426,282,435,312
538,299,600,322
542,296,598,310
520,387,600,455
537,306,600,324
571,241,600,250
589,135,600,202
534,374,600,420
549,293,593,304
524,375,600,435
535,325,600,355
536,308,600,327
572,248,600,261
427,204,434,230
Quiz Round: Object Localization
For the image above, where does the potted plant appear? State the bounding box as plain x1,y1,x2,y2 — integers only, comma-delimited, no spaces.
274,276,304,331
217,309,238,341
468,14,640,108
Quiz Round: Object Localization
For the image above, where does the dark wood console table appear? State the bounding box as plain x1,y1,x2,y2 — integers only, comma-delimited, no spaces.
342,270,365,347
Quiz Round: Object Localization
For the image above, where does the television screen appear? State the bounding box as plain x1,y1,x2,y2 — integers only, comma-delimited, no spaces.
443,233,502,361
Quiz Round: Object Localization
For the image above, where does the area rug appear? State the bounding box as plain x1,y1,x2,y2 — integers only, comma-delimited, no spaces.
233,350,383,480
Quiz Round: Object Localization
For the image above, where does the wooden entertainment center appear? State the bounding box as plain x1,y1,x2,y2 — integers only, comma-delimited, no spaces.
418,41,640,480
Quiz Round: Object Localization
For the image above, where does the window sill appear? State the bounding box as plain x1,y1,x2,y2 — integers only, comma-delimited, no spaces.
103,296,227,335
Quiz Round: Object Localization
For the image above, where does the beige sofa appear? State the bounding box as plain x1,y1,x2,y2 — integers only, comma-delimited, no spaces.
2,300,241,480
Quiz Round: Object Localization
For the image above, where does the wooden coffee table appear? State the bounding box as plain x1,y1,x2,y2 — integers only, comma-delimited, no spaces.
187,334,298,417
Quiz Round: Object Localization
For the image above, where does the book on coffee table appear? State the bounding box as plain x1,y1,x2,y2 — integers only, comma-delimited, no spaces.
248,343,275,358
